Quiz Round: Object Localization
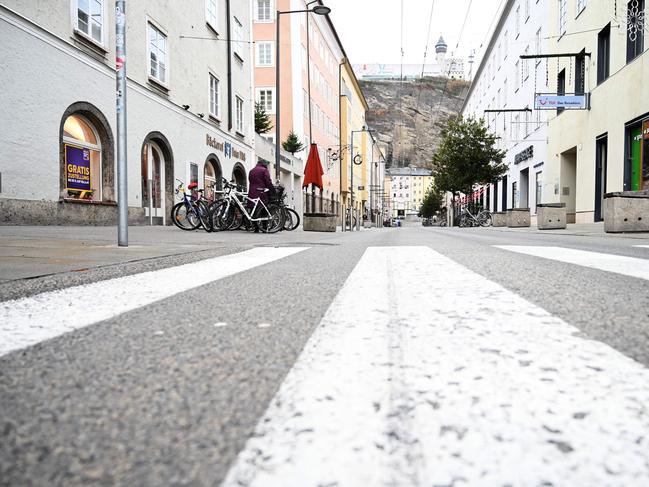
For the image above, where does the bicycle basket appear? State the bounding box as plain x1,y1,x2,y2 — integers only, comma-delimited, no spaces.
269,185,285,204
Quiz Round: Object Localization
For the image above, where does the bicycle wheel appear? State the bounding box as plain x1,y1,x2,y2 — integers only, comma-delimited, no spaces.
282,208,293,231
259,204,283,234
171,202,200,230
284,208,300,231
196,200,212,232
480,212,492,227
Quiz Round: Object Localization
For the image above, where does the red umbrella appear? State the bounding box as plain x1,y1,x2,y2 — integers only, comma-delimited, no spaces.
303,143,324,190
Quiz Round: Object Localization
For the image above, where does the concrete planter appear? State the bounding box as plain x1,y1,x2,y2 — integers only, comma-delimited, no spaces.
492,211,508,227
604,191,649,233
507,208,531,228
537,203,567,230
303,213,337,232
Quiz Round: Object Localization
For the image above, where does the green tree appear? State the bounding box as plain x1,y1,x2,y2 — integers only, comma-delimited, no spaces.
432,116,507,199
255,102,273,134
282,131,305,154
419,183,444,218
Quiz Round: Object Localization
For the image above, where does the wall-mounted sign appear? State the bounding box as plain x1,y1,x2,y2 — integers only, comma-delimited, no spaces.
514,145,534,165
65,144,91,191
534,94,588,110
206,134,247,162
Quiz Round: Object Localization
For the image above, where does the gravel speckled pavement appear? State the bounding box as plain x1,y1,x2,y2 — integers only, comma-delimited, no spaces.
1,224,649,486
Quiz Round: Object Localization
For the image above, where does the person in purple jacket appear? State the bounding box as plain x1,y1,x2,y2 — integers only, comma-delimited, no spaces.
247,159,275,232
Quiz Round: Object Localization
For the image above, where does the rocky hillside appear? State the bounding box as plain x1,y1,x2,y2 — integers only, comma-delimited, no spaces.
360,77,470,168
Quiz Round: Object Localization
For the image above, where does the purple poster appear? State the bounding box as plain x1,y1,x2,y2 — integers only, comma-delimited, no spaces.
65,145,91,191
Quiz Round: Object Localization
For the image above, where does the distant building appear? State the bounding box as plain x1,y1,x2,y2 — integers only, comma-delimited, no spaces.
384,167,434,219
354,35,465,80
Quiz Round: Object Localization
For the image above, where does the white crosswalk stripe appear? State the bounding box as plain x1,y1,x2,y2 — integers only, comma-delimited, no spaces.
634,245,649,249
221,246,649,486
0,247,308,357
495,245,649,281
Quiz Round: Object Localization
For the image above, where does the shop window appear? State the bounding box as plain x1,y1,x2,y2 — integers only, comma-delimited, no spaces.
62,115,102,201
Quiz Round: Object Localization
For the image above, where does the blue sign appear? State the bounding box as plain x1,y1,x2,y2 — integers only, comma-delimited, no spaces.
65,145,91,190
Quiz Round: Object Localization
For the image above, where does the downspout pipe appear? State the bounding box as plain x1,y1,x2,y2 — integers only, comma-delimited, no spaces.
226,0,233,131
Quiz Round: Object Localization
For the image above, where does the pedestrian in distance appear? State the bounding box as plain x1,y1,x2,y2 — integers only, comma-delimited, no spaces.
247,159,275,233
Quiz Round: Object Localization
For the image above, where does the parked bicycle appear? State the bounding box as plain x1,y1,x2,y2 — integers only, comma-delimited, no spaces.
458,207,492,227
271,184,300,231
170,180,212,231
209,178,283,233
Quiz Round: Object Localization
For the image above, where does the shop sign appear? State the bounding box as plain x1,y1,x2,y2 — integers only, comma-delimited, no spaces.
65,144,91,190
514,145,534,165
206,134,247,162
534,94,587,110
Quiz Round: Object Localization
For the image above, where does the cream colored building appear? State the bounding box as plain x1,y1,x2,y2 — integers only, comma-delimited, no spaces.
545,0,648,223
385,167,434,219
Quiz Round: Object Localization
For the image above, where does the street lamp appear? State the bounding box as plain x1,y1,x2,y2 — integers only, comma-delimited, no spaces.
275,4,331,181
349,126,374,231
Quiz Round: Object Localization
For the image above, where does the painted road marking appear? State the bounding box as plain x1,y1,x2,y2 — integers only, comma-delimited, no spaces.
0,247,308,357
222,246,649,486
634,245,649,249
495,245,649,281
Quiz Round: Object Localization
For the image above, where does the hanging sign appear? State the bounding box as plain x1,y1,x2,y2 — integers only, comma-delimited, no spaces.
65,144,91,191
535,94,588,110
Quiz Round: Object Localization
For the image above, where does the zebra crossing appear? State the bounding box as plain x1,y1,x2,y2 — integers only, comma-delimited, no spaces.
2,241,649,485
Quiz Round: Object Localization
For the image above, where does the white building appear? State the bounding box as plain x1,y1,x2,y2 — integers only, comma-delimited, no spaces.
545,0,649,223
385,167,434,219
0,0,255,225
462,0,550,218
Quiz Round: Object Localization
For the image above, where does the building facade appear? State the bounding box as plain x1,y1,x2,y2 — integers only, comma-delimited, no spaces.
545,0,648,223
0,0,255,225
462,0,550,220
384,167,434,219
252,0,345,207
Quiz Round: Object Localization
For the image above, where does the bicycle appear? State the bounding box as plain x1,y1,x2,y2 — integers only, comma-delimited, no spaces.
209,178,284,233
171,180,211,231
458,207,492,227
271,184,300,231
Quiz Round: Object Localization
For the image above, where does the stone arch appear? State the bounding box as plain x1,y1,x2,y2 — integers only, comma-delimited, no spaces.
59,101,114,201
204,154,223,199
232,162,247,190
141,131,175,223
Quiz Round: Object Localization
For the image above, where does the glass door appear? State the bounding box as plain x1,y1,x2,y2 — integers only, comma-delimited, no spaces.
142,142,165,224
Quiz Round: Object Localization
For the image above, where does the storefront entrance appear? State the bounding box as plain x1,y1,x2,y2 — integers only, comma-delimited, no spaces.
627,117,649,191
142,141,166,225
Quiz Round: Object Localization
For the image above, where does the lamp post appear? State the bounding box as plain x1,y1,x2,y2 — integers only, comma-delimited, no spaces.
349,126,374,231
115,0,128,246
305,0,318,144
275,4,331,182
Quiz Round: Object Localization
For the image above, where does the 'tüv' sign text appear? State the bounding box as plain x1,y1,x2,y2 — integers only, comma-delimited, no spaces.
535,94,588,110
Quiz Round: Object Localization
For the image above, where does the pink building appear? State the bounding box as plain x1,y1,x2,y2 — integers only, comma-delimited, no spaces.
253,0,350,207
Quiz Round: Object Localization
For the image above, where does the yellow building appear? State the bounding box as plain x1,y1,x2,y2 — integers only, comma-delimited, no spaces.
385,167,434,219
339,59,369,220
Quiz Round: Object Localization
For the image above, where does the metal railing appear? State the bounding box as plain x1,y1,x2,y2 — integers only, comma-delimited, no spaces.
303,192,340,215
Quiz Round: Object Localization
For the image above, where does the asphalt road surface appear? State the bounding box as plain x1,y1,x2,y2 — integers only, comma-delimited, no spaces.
2,226,649,486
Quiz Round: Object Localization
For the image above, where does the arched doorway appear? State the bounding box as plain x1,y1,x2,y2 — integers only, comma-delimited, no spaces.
204,155,222,201
59,102,114,202
141,132,174,225
141,141,166,224
232,163,247,190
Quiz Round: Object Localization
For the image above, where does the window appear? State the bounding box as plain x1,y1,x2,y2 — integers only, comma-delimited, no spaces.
514,61,520,91
235,96,244,134
515,6,520,37
76,0,103,43
256,41,274,66
255,0,272,22
523,46,530,80
557,68,566,114
62,114,102,201
189,163,199,187
525,0,531,20
148,23,167,85
256,88,274,112
575,51,585,95
597,23,611,84
576,0,587,15
626,0,645,63
559,0,567,36
535,28,542,64
206,0,217,29
503,31,508,59
233,17,244,59
209,73,220,118
535,171,543,209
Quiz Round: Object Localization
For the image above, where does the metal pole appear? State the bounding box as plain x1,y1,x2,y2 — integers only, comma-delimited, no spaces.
274,10,281,182
306,1,316,144
116,0,128,246
350,132,354,231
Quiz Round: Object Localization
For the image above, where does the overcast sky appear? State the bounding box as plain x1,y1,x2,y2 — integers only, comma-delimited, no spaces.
325,0,505,69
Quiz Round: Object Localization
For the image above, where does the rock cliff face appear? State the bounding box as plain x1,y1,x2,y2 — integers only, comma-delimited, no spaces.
360,77,470,168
